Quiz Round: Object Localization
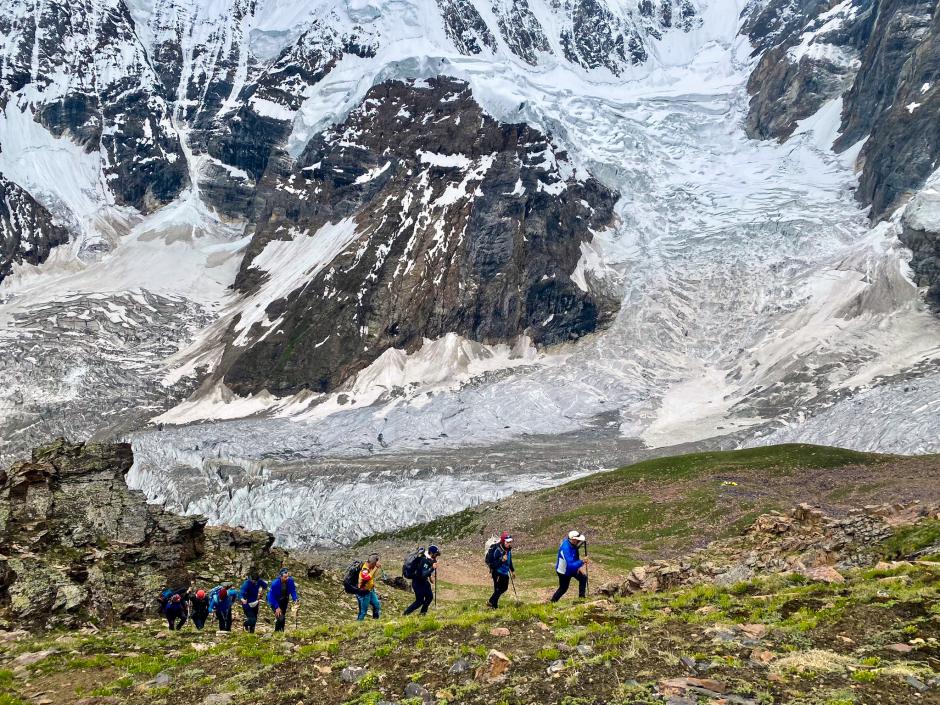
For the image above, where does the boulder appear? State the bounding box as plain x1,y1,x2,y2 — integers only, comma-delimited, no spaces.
403,682,433,703
449,657,472,674
475,649,511,682
340,666,368,684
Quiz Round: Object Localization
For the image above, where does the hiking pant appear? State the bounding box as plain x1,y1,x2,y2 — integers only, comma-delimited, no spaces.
356,589,381,620
217,608,233,631
192,614,207,630
273,600,290,632
403,578,433,615
242,604,259,633
488,572,510,608
551,572,588,602
167,614,187,630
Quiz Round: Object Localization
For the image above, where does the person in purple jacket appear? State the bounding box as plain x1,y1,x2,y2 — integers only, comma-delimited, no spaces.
550,530,589,602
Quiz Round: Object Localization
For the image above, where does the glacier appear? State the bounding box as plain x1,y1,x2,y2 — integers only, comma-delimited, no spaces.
1,0,939,546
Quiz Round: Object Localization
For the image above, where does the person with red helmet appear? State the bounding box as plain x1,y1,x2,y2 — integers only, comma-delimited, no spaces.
189,589,210,630
210,585,235,631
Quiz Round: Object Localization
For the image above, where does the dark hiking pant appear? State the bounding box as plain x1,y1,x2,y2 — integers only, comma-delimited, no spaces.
488,572,510,608
551,572,588,602
242,604,259,633
217,608,233,631
167,614,187,630
274,600,290,632
403,578,433,615
192,614,207,630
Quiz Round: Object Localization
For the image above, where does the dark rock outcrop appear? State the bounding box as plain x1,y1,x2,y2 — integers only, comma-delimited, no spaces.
837,0,940,220
0,439,285,629
219,76,619,396
0,175,70,284
0,0,188,212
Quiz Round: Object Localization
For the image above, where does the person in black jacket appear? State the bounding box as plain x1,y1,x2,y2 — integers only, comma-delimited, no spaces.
189,589,210,630
486,532,515,609
403,545,440,616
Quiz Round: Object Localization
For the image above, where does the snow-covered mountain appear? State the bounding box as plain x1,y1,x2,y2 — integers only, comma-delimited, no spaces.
1,0,939,546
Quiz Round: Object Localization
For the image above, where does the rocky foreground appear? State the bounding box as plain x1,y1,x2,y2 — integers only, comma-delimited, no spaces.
0,441,938,704
0,439,298,629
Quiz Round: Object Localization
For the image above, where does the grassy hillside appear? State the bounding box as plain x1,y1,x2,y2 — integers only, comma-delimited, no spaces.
355,444,940,596
2,443,938,705
1,559,937,704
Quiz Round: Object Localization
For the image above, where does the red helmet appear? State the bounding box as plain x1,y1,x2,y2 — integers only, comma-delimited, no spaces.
219,588,228,598
171,594,181,603
196,590,206,600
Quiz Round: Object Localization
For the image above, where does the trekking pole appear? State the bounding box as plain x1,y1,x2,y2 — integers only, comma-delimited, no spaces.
510,573,519,600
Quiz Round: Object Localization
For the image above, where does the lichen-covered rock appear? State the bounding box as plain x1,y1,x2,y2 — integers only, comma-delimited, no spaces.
0,439,287,629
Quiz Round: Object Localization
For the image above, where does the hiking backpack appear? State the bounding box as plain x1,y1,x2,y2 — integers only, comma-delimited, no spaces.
484,536,501,569
402,549,425,579
343,560,364,594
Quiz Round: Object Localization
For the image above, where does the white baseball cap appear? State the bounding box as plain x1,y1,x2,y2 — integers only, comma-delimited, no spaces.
568,530,586,542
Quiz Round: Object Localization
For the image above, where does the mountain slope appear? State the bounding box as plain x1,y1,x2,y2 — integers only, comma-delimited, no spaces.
1,0,940,547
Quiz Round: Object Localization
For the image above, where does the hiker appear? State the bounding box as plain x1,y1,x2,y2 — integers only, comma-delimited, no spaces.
356,554,381,621
157,585,187,616
551,530,589,602
211,586,234,631
486,532,515,609
165,593,188,630
238,572,268,633
189,589,210,630
402,545,440,616
267,568,299,632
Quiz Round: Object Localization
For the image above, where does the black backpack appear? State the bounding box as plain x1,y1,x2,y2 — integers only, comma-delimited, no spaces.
402,549,424,579
485,542,502,569
343,560,364,595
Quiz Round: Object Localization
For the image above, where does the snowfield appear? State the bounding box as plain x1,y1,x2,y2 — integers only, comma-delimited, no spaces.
2,0,939,546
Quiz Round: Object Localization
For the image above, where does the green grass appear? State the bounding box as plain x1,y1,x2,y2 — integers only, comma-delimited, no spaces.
559,444,887,492
881,519,940,559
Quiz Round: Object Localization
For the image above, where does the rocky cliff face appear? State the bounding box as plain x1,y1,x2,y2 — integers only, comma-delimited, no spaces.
0,176,70,283
745,0,940,220
744,0,940,299
0,439,284,629
0,0,188,212
219,77,619,395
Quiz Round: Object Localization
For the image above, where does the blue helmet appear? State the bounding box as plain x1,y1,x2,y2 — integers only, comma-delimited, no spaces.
428,545,441,556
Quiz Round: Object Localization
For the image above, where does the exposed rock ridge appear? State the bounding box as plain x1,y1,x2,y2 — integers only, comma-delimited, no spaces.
0,175,70,283
0,439,285,629
600,500,940,596
219,76,619,396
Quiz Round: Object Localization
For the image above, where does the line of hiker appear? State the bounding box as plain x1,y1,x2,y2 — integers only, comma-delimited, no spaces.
343,529,590,618
157,568,299,633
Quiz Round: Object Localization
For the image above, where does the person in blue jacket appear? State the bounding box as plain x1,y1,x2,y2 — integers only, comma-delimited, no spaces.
551,530,589,602
486,532,515,609
238,572,268,633
211,586,234,631
267,568,299,632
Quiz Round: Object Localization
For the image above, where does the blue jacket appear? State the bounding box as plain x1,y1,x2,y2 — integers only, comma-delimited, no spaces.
166,601,186,619
210,590,233,614
266,576,299,610
555,538,583,577
239,578,268,605
491,544,514,577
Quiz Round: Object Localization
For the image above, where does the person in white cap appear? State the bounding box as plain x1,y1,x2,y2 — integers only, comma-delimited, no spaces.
551,530,589,602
